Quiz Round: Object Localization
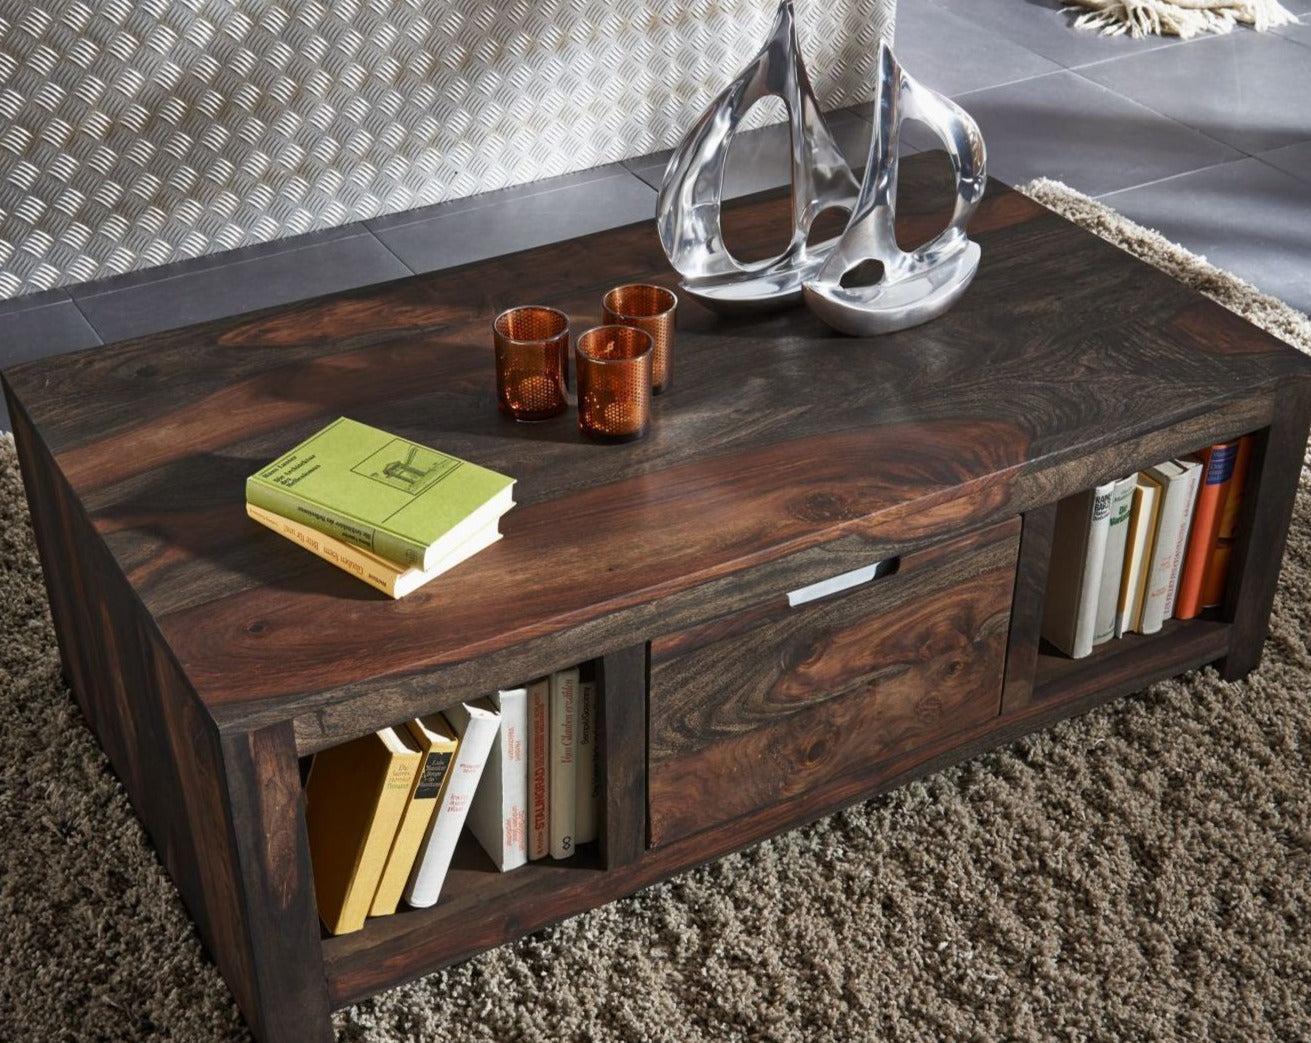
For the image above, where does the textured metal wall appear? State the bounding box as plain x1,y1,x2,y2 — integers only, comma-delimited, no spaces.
0,0,894,299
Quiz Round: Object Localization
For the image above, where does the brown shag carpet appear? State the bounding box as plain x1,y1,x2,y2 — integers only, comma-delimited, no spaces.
2,182,1309,1042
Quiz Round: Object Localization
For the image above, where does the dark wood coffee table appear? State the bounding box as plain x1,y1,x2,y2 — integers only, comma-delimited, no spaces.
5,155,1310,1043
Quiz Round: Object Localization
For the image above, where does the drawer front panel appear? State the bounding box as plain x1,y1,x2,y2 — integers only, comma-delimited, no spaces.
648,517,1020,847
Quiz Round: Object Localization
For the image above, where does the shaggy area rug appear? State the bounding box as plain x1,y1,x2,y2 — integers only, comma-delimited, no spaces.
1065,0,1299,38
2,183,1309,1042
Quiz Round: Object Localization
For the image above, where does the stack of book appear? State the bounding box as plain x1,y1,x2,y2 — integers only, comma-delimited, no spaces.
1042,436,1253,659
246,417,515,597
303,663,600,935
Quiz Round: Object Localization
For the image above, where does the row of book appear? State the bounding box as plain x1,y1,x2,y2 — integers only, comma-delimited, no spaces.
305,664,599,935
1042,436,1252,659
246,416,516,597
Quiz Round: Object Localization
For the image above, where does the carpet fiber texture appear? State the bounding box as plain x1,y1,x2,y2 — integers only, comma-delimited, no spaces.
2,183,1309,1042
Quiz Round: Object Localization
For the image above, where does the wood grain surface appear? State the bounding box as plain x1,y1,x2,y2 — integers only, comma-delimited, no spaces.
5,401,332,1041
7,153,1311,1038
6,155,1310,736
648,518,1019,846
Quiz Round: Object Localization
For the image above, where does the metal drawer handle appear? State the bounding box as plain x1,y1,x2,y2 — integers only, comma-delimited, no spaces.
786,558,898,608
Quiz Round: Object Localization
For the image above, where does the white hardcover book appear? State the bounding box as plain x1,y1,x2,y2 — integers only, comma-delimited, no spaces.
403,699,501,909
1116,474,1162,637
1162,457,1203,617
1041,480,1116,659
467,687,529,872
1139,460,1197,635
1093,476,1137,645
573,678,599,846
526,678,550,860
549,667,579,860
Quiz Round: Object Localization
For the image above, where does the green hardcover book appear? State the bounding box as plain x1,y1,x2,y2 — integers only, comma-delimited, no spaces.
247,417,515,570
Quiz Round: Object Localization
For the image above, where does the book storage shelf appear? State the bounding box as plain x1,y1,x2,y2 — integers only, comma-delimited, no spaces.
1027,424,1274,718
5,155,1311,1043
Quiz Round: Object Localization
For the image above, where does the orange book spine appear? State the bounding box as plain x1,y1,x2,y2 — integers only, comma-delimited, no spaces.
1174,441,1239,619
1201,435,1254,608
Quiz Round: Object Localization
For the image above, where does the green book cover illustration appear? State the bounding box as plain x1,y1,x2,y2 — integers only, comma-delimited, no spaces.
247,417,515,570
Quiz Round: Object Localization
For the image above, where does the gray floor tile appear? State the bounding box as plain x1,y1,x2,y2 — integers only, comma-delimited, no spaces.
372,169,656,274
1256,140,1311,183
894,0,1062,97
921,0,1185,68
72,233,410,344
0,286,73,317
1101,157,1311,315
366,163,641,234
626,110,875,195
0,300,102,430
1271,6,1311,44
1078,31,1311,154
57,222,368,303
954,71,1241,195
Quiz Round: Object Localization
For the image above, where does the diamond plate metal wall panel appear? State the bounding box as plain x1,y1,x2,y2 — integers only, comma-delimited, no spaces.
0,0,894,299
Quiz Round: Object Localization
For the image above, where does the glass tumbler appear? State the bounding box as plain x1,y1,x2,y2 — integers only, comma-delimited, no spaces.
602,284,677,393
493,305,570,421
575,325,654,442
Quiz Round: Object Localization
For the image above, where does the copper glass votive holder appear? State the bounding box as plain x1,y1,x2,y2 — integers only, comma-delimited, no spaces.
602,283,677,394
576,325,654,443
493,305,570,421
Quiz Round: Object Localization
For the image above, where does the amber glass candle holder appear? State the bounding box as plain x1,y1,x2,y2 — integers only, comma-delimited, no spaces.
493,305,570,421
602,284,677,394
575,325,653,443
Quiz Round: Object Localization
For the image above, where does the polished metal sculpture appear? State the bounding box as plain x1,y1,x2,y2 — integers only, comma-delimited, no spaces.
802,42,987,335
655,0,861,313
657,3,987,334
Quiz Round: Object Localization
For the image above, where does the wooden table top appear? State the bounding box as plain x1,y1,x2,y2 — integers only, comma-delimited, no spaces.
7,154,1310,743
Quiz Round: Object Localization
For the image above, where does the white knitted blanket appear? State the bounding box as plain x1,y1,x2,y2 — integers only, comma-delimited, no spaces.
1065,0,1299,37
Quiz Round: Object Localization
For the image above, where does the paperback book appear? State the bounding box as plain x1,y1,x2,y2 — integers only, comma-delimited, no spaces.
247,502,501,598
369,715,459,917
468,687,530,872
549,668,579,860
305,726,422,935
247,417,514,570
404,700,502,909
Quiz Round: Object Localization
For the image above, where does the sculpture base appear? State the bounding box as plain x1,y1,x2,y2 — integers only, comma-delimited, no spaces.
802,242,982,336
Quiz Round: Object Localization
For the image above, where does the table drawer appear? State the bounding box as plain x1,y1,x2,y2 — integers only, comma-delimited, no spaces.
648,517,1020,847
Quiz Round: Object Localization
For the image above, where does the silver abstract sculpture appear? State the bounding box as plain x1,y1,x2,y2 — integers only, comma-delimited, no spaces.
657,2,987,334
656,0,861,313
802,42,987,335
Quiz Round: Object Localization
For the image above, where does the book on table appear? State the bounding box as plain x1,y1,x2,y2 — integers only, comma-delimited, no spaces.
549,667,579,860
1175,440,1241,620
1139,457,1203,635
1041,480,1116,659
468,687,530,872
1201,435,1254,608
246,416,515,571
404,699,502,909
369,715,459,918
1116,472,1162,638
304,726,423,935
526,677,551,861
1093,475,1137,647
573,671,600,847
246,501,502,598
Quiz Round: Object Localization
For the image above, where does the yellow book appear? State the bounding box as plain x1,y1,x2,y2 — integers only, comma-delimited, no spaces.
304,726,423,935
247,501,503,598
1115,472,1162,637
369,716,460,917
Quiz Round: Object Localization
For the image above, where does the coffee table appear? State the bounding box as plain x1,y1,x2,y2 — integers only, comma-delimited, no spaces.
5,154,1310,1042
